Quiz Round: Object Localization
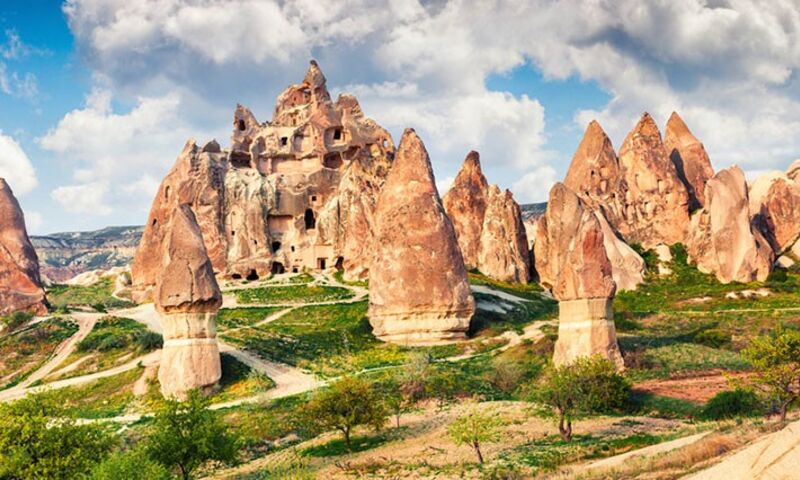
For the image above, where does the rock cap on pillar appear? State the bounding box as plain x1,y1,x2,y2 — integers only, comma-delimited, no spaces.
537,183,623,370
156,204,222,399
368,129,475,345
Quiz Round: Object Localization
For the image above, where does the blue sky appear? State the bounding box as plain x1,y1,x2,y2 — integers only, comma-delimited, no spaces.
1,1,799,235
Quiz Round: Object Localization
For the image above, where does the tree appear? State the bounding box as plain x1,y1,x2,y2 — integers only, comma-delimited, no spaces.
533,356,630,441
298,376,387,449
742,326,800,421
90,449,171,480
448,406,500,464
0,391,115,479
383,380,414,428
145,390,239,479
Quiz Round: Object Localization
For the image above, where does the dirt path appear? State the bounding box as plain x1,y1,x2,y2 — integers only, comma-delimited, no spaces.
634,370,752,403
0,350,160,403
221,307,296,336
11,313,100,391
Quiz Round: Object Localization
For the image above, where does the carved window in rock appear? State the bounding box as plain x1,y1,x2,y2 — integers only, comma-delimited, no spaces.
333,128,342,141
272,241,281,253
271,262,285,274
335,257,344,271
317,258,326,270
280,137,288,147
305,209,316,230
247,269,259,281
237,119,246,131
324,152,343,169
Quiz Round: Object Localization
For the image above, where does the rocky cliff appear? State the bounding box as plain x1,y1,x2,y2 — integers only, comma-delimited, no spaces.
31,226,142,283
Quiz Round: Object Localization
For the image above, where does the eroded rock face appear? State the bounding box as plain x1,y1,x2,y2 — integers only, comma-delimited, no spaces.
748,171,800,254
536,183,622,370
687,166,773,283
477,186,531,283
368,129,474,345
156,205,222,399
617,113,690,247
133,61,395,299
561,121,645,290
0,179,47,315
132,140,227,302
664,112,715,210
443,151,489,269
443,151,531,283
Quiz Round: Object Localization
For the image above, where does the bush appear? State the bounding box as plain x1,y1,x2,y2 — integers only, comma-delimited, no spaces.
486,357,525,394
532,356,630,441
134,331,163,351
97,334,127,351
742,326,800,421
90,449,170,480
1,311,34,331
693,328,731,349
702,388,762,420
448,405,500,464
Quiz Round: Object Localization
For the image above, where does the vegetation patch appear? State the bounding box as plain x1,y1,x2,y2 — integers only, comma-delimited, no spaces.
217,307,283,331
47,278,133,312
211,353,276,403
57,367,142,418
0,317,78,389
468,272,545,300
235,284,354,305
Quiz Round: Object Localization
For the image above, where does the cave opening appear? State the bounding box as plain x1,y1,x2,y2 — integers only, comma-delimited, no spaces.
246,269,259,281
335,257,344,271
305,209,316,230
272,241,281,252
271,262,285,274
237,119,246,131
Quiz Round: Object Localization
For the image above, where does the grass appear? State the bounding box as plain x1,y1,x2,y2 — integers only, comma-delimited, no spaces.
47,277,133,311
217,307,283,331
56,367,142,418
211,353,276,403
0,317,78,389
333,270,368,287
235,284,354,305
52,316,162,380
302,432,396,457
628,391,703,419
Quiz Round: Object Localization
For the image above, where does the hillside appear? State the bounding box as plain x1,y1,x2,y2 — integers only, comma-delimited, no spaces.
31,226,143,283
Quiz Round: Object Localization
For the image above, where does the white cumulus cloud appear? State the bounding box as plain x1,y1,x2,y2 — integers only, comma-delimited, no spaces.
51,182,112,215
0,131,37,194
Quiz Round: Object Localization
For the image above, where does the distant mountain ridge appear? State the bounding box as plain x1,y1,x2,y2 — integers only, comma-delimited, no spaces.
31,226,143,283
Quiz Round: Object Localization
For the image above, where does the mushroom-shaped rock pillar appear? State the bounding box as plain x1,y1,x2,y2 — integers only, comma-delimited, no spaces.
156,205,223,399
368,129,475,345
536,183,624,370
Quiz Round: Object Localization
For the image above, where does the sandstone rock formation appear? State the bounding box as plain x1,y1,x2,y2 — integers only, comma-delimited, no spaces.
156,204,222,399
443,151,531,283
561,121,645,289
476,186,531,283
535,183,623,369
0,178,47,315
368,129,475,345
664,112,715,210
748,171,800,254
132,61,395,300
617,113,690,247
442,151,488,269
686,166,773,283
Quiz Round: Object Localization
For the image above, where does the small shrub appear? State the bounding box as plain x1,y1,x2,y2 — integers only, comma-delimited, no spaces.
486,357,525,394
448,405,500,464
134,331,163,351
0,311,33,331
702,388,762,420
742,326,800,421
97,334,127,351
693,328,731,349
90,449,170,480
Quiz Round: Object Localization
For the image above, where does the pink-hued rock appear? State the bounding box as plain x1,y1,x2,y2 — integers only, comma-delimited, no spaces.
748,171,800,254
562,120,646,290
534,183,615,300
617,113,690,247
368,129,475,345
687,166,773,283
131,140,227,302
664,112,715,210
0,178,47,316
536,183,622,369
156,205,222,399
443,151,489,269
477,186,531,283
133,61,396,299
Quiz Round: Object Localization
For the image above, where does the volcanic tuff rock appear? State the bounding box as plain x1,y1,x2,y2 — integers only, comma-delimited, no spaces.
156,205,222,399
442,151,489,269
748,171,800,254
617,113,690,247
686,166,773,283
0,179,47,315
535,183,623,370
562,120,646,290
476,186,531,283
664,112,715,210
132,61,394,300
443,151,531,283
368,129,475,345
